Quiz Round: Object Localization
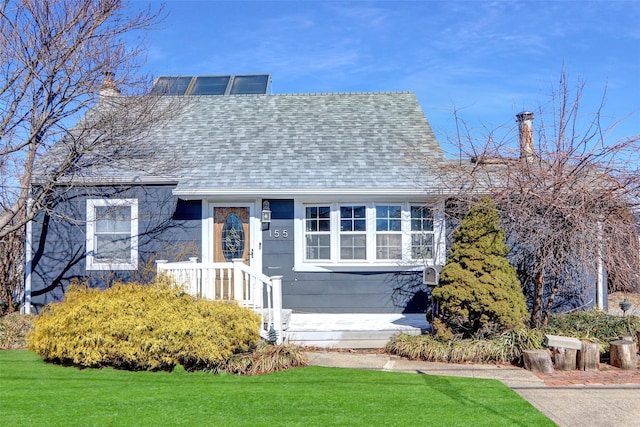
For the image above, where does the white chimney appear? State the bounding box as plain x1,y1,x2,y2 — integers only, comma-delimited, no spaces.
99,71,121,100
516,111,534,160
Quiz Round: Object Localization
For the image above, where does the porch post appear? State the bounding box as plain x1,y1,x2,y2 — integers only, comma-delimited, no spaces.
232,259,244,303
271,275,283,344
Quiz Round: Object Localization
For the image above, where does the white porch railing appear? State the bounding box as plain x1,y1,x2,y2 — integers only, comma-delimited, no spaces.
156,258,283,344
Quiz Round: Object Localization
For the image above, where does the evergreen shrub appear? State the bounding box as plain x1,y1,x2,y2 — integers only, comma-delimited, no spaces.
432,197,529,337
430,317,454,341
28,278,261,371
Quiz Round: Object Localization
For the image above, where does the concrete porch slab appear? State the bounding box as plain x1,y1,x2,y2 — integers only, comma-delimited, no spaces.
286,313,429,349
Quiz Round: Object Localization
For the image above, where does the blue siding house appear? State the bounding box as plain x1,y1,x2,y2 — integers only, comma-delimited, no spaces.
26,76,453,344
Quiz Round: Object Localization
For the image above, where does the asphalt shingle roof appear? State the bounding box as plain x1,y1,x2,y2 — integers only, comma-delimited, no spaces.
49,91,450,197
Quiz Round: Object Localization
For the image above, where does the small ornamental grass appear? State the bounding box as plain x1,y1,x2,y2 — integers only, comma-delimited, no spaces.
386,328,544,364
219,342,308,375
27,277,261,371
542,310,640,353
0,313,34,349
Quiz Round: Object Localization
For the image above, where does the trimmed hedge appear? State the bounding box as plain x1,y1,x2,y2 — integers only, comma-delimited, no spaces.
28,278,261,371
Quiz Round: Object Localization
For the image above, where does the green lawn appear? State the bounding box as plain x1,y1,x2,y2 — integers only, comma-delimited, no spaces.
1,350,553,426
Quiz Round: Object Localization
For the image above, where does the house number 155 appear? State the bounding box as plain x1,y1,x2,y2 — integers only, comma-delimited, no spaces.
269,229,288,238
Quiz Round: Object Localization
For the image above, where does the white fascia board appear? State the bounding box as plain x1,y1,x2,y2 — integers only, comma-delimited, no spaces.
32,176,180,186
174,187,457,200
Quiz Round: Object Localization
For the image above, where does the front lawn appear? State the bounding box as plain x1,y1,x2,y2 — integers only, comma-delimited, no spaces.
0,350,553,426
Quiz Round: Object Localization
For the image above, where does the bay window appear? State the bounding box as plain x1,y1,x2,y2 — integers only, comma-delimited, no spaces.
301,202,438,267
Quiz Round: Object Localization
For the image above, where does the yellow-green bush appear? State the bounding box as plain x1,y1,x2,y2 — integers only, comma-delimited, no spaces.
28,278,261,371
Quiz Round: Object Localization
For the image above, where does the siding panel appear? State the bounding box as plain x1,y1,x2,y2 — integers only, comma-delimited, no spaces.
262,199,428,313
29,185,201,311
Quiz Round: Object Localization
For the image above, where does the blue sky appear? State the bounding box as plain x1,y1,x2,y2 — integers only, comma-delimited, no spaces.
133,0,639,157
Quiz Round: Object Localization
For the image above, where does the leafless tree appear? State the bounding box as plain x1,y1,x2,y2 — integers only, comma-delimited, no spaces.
440,71,640,327
0,212,23,314
0,0,172,240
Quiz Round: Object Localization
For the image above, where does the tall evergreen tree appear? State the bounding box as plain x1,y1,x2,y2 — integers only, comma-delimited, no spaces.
432,197,528,337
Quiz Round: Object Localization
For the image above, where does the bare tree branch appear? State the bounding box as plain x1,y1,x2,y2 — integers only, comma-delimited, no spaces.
0,0,172,238
439,69,640,327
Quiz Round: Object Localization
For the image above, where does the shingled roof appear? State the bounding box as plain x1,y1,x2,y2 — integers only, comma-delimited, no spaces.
47,91,451,197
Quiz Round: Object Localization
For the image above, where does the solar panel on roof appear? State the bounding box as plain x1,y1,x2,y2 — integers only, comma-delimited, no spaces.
189,76,231,95
229,75,270,95
151,74,270,96
150,76,192,95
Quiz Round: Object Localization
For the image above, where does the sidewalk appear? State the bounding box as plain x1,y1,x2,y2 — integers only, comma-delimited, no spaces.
305,351,640,427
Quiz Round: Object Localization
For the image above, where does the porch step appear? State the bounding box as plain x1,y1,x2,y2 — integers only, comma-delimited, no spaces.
285,313,429,349
259,309,291,329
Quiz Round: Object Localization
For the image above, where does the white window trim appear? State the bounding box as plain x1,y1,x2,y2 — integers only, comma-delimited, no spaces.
86,199,138,271
374,204,403,261
295,201,445,272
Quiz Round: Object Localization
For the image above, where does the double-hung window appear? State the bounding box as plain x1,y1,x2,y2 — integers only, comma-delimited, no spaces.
86,199,138,270
339,205,367,260
411,206,434,259
301,202,437,267
375,205,402,260
305,206,331,260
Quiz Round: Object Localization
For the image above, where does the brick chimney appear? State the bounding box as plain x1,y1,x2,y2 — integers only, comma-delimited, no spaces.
516,111,534,160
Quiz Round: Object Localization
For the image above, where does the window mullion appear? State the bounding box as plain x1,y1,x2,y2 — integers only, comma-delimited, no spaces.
401,203,411,260
366,203,375,262
331,203,339,262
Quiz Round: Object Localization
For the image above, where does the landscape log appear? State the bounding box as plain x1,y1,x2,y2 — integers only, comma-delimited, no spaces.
550,347,577,370
577,341,599,371
609,340,637,370
523,349,554,374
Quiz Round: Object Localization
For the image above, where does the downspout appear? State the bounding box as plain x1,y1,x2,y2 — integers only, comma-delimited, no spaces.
596,221,605,310
22,196,33,314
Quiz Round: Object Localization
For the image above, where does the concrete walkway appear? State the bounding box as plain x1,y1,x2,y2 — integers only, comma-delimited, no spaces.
305,351,640,427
